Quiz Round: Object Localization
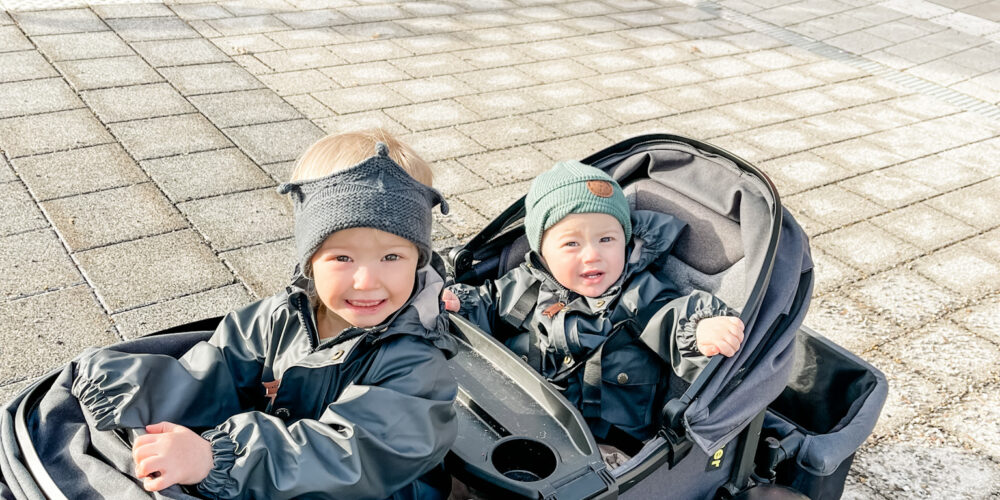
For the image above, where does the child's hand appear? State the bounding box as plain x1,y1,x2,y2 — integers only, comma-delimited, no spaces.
441,289,460,312
132,421,213,492
695,316,745,357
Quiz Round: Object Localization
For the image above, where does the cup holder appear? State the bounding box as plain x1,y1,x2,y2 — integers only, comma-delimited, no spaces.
490,437,557,483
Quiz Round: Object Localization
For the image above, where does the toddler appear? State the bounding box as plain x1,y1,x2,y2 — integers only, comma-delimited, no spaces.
72,129,457,499
444,160,743,448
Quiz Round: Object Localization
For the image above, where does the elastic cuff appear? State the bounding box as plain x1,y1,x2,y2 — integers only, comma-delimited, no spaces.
70,375,118,430
677,306,737,355
197,429,239,499
449,285,477,317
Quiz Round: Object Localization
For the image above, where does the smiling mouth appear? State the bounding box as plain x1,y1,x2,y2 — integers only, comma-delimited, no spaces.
580,271,604,281
345,299,386,311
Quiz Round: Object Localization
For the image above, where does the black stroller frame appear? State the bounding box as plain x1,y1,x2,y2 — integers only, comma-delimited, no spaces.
0,135,887,500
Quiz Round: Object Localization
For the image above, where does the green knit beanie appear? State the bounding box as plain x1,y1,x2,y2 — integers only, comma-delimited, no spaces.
525,160,631,253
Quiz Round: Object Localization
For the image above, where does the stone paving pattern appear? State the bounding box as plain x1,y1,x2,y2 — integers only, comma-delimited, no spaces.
2,0,1000,497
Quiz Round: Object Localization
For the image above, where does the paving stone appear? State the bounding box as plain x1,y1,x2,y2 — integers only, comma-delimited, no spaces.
522,80,607,109
314,110,409,138
333,40,414,64
394,16,468,36
312,84,409,114
273,9,351,29
386,75,476,103
107,17,201,41
264,28,348,49
0,156,12,183
76,230,233,312
112,284,252,340
392,33,473,55
517,58,598,84
582,71,662,98
390,53,476,78
0,78,83,119
177,188,292,252
32,32,131,64
257,69,337,95
699,76,773,102
320,61,410,87
456,145,552,186
869,202,978,253
254,47,346,72
839,169,937,209
450,67,538,93
224,119,325,165
383,100,481,131
232,54,274,76
927,178,1000,230
11,144,146,201
55,55,162,91
434,197,489,239
212,33,282,55
11,8,107,36
517,39,589,61
259,160,295,184
81,83,194,123
809,245,865,296
455,46,538,70
110,114,231,160
0,181,46,236
399,128,485,162
939,387,1000,460
141,148,273,202
454,89,545,119
0,25,32,53
562,15,629,34
526,105,619,138
0,109,113,158
812,138,907,175
458,116,555,150
814,222,924,274
661,109,747,140
853,427,1000,499
429,159,489,197
132,38,229,67
160,62,264,96
0,230,81,300
648,84,729,114
534,132,611,162
43,183,188,251
953,295,1000,345
340,4,407,23
219,239,296,298
188,19,222,38
334,21,414,42
899,320,1000,386
399,1,464,17
945,138,1000,176
169,4,232,21
848,267,964,328
0,51,59,83
912,243,1000,298
0,286,114,382
758,152,852,196
189,89,300,128
208,15,290,36
92,3,173,19
591,94,677,125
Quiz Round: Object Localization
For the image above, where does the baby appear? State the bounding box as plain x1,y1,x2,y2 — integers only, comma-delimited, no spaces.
444,160,744,447
72,130,458,499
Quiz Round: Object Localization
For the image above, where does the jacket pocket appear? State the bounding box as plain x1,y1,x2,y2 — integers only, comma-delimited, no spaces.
599,342,662,432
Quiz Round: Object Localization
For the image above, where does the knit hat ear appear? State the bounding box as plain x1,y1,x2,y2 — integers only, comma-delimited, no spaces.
524,160,631,253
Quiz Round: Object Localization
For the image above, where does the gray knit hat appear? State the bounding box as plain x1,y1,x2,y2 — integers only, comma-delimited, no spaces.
277,143,448,276
525,160,631,253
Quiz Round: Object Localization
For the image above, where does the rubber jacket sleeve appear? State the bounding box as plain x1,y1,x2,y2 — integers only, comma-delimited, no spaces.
638,289,737,383
196,336,458,500
447,279,500,335
71,299,273,430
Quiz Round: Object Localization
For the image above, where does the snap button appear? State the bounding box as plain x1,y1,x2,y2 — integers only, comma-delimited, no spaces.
521,355,529,362
563,355,574,365
617,372,629,384
330,349,344,361
596,300,605,307
275,408,291,418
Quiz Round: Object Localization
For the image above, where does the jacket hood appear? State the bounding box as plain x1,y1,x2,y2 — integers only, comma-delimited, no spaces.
288,264,457,358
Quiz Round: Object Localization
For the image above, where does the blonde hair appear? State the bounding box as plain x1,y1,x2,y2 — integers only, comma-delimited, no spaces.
290,128,433,186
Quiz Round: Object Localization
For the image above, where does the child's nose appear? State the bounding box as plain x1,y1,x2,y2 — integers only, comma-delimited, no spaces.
353,266,378,289
581,244,600,262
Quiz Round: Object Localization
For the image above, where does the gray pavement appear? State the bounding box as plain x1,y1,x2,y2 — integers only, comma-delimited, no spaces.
1,0,999,497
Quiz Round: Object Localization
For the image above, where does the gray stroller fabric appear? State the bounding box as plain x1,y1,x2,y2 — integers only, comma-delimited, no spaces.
604,143,812,454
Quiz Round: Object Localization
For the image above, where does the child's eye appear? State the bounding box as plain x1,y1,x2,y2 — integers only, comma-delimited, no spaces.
334,255,352,263
563,241,579,248
383,254,400,262
600,236,615,243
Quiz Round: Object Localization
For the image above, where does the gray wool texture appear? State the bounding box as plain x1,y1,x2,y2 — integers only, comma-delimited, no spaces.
277,143,448,276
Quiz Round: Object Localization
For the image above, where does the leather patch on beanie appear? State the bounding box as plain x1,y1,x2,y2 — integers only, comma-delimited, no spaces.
587,180,614,198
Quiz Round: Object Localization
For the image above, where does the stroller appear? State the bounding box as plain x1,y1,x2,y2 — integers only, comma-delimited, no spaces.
0,134,887,500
